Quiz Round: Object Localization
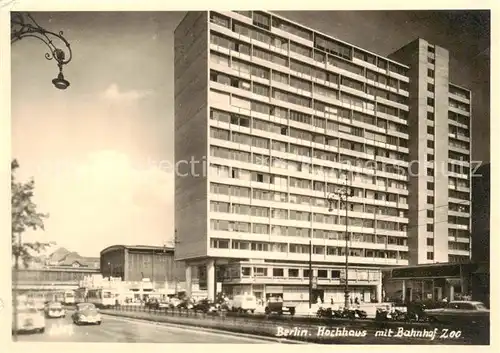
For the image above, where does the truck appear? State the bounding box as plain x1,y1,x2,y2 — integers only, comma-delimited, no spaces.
264,296,296,316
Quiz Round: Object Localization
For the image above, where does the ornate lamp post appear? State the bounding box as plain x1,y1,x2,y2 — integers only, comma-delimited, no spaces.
11,12,73,89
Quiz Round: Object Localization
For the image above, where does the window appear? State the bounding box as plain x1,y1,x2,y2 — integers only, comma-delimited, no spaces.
272,268,284,277
427,252,434,260
428,46,435,53
427,210,434,218
331,270,341,278
210,12,230,28
428,69,435,78
427,83,434,92
317,270,328,278
427,238,434,246
253,11,271,30
427,112,434,121
427,182,434,190
288,269,299,277
427,126,434,135
428,57,435,64
427,224,434,232
427,140,434,149
427,97,434,106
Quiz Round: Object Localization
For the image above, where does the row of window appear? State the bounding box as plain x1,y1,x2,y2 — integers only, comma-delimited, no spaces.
449,139,470,151
449,125,470,139
211,238,409,260
449,85,471,100
448,111,469,126
210,165,408,201
448,177,470,189
210,125,409,171
210,101,408,150
449,99,470,112
448,242,470,251
210,146,409,189
211,53,409,121
448,229,470,238
210,182,409,206
226,11,409,78
209,31,409,99
449,151,469,162
233,266,379,281
210,216,407,234
211,200,407,221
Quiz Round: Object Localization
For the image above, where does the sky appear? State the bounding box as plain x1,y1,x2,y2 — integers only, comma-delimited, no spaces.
11,10,490,257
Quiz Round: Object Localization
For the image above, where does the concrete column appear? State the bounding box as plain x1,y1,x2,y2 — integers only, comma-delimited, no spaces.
185,265,192,297
207,259,215,301
401,279,406,302
449,284,454,301
376,274,383,303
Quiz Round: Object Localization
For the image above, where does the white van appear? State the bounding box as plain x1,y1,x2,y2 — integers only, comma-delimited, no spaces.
230,294,257,313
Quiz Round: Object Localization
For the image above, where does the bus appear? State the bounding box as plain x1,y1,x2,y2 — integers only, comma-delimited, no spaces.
63,290,75,305
86,288,116,308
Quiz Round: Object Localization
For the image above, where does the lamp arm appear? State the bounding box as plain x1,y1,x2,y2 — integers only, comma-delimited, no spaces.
11,13,73,68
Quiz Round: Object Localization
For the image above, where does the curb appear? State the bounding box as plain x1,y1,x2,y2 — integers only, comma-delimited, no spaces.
102,311,309,344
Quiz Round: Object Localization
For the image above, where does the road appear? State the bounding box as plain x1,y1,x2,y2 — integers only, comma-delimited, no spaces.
13,312,277,343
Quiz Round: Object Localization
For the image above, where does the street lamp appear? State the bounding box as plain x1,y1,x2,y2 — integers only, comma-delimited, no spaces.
11,12,73,89
327,176,354,309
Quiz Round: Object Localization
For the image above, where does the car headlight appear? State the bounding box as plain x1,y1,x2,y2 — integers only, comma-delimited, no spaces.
79,315,86,320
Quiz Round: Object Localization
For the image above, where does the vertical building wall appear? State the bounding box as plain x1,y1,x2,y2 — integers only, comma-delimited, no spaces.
472,163,490,262
389,39,428,265
432,45,450,263
174,12,209,261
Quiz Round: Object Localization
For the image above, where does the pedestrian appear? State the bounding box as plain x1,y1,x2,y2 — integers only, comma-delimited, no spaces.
354,297,360,305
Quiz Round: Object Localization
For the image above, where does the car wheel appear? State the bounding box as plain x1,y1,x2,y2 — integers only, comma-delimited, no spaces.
96,321,101,325
38,328,45,334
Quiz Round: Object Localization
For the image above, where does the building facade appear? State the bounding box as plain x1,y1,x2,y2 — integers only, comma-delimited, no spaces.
390,40,472,265
100,245,186,287
174,11,471,302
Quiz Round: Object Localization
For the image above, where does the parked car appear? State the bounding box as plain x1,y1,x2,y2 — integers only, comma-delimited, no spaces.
72,303,102,325
193,299,218,313
425,301,489,324
145,298,160,309
168,297,182,308
177,298,194,310
12,306,45,334
45,301,66,318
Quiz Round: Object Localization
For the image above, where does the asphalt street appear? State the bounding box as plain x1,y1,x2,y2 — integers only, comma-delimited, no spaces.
13,311,276,343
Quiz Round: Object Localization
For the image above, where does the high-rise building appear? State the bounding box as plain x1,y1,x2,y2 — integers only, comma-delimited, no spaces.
389,40,472,265
174,11,471,302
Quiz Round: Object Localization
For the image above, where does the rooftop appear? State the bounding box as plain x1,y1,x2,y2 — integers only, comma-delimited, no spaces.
100,244,176,255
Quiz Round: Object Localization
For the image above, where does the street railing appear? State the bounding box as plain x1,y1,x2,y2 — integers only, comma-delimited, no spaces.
101,304,488,344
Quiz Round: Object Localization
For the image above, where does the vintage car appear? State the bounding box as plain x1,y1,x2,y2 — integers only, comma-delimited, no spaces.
424,300,489,324
192,299,219,313
45,301,66,318
12,306,46,334
71,303,102,325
